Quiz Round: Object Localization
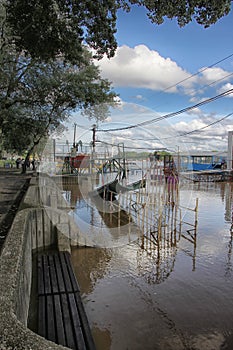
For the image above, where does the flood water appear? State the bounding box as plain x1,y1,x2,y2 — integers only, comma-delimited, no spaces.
67,181,233,350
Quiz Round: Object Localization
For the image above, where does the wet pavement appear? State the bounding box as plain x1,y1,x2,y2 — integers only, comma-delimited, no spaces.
0,168,32,252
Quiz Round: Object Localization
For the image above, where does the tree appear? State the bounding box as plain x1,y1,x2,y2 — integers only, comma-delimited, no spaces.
4,0,231,63
132,0,232,27
0,51,117,172
0,1,118,172
1,0,231,171
5,0,118,62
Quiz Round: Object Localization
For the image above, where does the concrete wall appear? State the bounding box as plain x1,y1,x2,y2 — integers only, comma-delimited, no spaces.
24,175,89,248
0,172,90,350
0,207,73,350
0,174,76,350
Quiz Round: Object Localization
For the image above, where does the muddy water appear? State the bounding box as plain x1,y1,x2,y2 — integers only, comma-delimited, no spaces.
69,182,233,350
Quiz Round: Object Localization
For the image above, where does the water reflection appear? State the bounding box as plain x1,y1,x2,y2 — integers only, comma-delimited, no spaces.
65,181,198,285
63,182,141,248
224,183,233,222
225,234,233,278
66,181,233,350
71,247,112,295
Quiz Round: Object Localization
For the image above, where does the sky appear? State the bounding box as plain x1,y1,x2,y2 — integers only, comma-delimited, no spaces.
60,4,233,154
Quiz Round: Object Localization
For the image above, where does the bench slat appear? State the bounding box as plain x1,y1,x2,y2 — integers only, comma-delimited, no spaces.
38,295,46,338
37,255,44,296
59,251,73,293
68,293,86,350
48,255,59,294
37,252,96,350
47,295,56,343
54,294,66,346
43,255,52,294
60,293,76,349
54,253,66,293
74,292,96,350
64,251,80,292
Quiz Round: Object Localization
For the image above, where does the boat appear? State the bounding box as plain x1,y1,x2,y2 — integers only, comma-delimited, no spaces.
177,152,227,171
89,179,119,200
89,178,146,201
111,178,146,194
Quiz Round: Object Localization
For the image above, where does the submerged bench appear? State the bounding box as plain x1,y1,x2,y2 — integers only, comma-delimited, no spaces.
37,251,95,350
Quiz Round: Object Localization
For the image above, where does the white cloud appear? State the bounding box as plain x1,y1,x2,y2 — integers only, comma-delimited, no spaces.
97,45,191,92
135,94,144,100
187,107,202,116
107,102,232,152
169,113,233,151
198,67,231,85
96,46,233,102
217,82,233,97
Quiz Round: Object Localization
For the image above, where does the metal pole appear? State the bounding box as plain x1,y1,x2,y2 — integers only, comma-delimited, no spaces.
53,139,56,162
92,124,96,153
73,123,77,148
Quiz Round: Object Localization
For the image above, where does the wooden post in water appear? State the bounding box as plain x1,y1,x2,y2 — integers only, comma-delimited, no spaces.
129,192,132,215
118,193,121,227
195,198,199,226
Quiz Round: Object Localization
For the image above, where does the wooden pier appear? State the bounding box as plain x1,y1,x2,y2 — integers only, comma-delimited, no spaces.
180,169,233,182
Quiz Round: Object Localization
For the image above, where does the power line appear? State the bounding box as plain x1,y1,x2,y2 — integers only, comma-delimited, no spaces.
97,108,233,142
132,52,233,111
96,112,233,150
98,88,233,132
96,70,233,142
75,54,233,136
161,112,233,139
187,71,233,97
155,52,233,95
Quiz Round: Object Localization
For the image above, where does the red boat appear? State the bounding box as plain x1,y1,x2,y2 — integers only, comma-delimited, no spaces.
70,154,90,169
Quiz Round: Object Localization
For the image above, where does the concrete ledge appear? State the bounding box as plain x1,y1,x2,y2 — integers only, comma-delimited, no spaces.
0,209,71,350
0,174,90,349
24,180,69,209
23,179,87,248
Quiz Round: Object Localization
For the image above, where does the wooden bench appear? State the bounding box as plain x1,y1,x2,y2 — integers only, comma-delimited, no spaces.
37,251,95,350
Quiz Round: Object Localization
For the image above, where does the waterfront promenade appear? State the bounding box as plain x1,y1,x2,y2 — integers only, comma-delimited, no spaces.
0,168,32,253
0,167,96,350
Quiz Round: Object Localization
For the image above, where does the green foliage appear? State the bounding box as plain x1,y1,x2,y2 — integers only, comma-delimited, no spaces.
3,0,231,63
125,151,150,159
0,52,117,155
6,0,118,62
1,0,231,160
0,1,118,160
120,0,231,27
0,159,15,167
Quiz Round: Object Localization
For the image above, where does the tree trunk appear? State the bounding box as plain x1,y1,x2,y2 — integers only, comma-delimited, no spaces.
21,151,31,174
21,139,40,174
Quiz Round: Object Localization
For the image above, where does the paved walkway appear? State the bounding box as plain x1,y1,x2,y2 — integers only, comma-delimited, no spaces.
0,168,32,252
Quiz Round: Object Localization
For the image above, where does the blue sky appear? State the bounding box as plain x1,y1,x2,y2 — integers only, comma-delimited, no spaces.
112,5,233,113
62,5,233,154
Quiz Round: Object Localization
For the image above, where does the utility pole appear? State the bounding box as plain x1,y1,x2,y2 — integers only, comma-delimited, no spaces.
91,124,97,175
92,124,96,154
53,139,56,162
73,123,77,148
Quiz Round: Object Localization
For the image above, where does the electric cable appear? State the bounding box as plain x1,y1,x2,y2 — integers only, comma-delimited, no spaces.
98,88,233,132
